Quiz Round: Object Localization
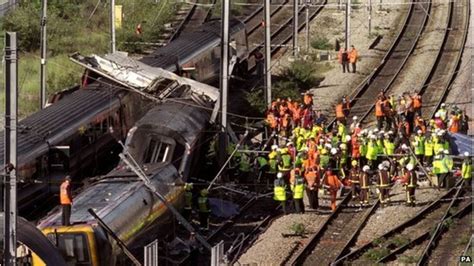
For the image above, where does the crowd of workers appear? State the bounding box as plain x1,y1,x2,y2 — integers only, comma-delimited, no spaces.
259,91,471,214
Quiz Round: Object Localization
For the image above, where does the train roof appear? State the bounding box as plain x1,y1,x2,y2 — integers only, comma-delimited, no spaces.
139,19,246,71
134,100,210,145
38,163,178,228
0,81,125,164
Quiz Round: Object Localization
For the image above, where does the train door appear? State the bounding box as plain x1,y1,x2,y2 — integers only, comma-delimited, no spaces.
48,146,70,191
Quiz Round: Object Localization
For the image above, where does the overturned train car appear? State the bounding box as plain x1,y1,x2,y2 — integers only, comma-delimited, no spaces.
35,96,213,265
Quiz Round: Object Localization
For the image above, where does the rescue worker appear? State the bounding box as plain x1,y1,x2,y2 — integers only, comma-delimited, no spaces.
412,130,425,164
412,92,422,117
337,47,349,73
366,135,378,167
437,103,448,122
335,101,346,124
461,152,472,187
360,165,371,205
403,163,417,206
268,145,279,182
375,96,386,130
183,183,194,221
377,163,391,205
349,160,361,199
291,169,305,213
448,111,461,133
432,151,450,188
278,148,292,179
303,92,313,107
60,176,73,226
349,45,358,73
424,132,434,166
304,166,320,209
324,169,342,212
198,189,211,230
274,172,288,214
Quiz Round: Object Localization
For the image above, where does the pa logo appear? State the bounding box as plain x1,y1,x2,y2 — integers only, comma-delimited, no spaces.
460,255,472,263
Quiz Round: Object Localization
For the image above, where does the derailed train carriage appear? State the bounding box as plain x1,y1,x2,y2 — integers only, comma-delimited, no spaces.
3,18,248,214
34,96,214,265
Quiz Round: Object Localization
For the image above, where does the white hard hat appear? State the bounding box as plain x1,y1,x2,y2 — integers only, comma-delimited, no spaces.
277,172,283,178
271,145,278,150
417,130,422,134
383,161,390,168
379,130,385,135
401,144,408,150
363,165,370,172
370,135,377,140
406,163,414,171
286,142,293,146
353,116,358,121
331,148,338,155
443,150,449,155
464,152,470,157
345,135,351,142
388,131,394,135
435,113,440,118
319,138,325,143
378,164,384,170
437,132,443,136
325,143,332,149
441,103,446,107
373,128,379,133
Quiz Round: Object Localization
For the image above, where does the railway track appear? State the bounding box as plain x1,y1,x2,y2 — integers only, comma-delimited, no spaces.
333,180,470,264
177,0,217,36
246,0,327,70
418,0,470,120
289,193,379,265
206,196,279,264
326,0,431,126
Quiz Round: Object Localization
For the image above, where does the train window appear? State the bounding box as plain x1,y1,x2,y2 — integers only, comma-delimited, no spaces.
144,136,176,164
48,233,91,265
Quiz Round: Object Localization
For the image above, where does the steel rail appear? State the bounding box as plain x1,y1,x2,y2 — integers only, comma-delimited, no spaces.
355,0,432,125
288,192,352,265
416,179,468,265
333,179,463,264
418,0,470,120
324,0,423,127
330,200,380,263
246,0,327,71
377,200,472,263
168,2,199,42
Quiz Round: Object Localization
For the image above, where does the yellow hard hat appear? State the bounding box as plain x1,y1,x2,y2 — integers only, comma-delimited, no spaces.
200,189,208,196
351,160,358,166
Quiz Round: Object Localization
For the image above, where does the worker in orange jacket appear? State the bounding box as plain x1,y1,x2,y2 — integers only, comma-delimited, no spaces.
305,166,320,209
303,92,313,107
324,169,343,211
412,92,422,117
335,101,346,124
60,176,73,226
375,95,387,130
349,45,358,73
337,48,349,73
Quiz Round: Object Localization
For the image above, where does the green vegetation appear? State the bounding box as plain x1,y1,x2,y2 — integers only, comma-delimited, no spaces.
387,236,410,248
289,222,306,236
245,59,328,113
0,0,178,117
310,36,333,50
363,247,390,262
399,255,419,264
